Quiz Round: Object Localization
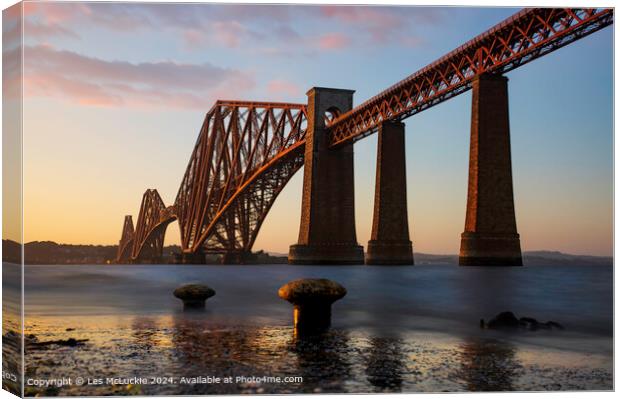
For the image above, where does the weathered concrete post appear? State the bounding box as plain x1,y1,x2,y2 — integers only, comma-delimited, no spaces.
278,278,347,333
366,121,414,265
459,73,522,266
289,87,364,265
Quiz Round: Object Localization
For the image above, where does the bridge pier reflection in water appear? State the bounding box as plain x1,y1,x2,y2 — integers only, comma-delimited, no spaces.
456,338,519,391
115,9,612,265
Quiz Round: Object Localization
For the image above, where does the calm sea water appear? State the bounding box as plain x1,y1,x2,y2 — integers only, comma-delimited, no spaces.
21,263,613,338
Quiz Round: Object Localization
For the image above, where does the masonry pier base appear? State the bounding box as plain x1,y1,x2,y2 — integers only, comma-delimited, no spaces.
366,121,414,265
459,73,522,266
289,87,364,265
181,250,206,264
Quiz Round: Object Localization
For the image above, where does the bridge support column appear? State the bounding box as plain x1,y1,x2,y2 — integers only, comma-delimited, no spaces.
182,249,206,264
366,121,414,265
289,87,364,265
459,73,522,266
221,250,253,264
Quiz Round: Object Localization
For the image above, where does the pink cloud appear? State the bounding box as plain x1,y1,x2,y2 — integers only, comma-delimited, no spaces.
19,3,438,56
184,20,253,49
20,45,256,109
23,2,95,28
267,79,302,99
24,20,80,40
24,2,151,32
318,6,437,45
318,33,351,50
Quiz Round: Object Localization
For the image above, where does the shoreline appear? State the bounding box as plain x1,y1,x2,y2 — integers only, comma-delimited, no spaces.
12,314,613,395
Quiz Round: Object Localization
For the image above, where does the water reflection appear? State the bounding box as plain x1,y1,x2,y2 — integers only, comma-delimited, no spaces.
167,314,299,394
17,313,614,395
288,329,352,393
364,337,404,391
457,338,520,391
131,317,159,351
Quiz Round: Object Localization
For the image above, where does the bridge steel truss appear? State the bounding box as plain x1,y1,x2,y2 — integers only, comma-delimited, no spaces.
117,7,612,264
116,215,135,262
175,100,307,256
116,101,307,263
328,8,613,147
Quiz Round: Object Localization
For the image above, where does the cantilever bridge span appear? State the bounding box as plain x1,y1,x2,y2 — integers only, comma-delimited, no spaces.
117,8,613,265
118,100,308,263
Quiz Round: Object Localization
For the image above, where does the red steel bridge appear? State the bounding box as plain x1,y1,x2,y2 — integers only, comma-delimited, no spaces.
117,8,613,265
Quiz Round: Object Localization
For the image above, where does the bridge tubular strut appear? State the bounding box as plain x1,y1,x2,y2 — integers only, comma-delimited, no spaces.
289,87,364,265
459,74,522,266
366,121,414,265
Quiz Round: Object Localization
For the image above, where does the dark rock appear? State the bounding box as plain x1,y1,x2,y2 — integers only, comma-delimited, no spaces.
485,312,565,331
173,284,216,309
519,317,540,330
486,311,520,329
30,338,88,348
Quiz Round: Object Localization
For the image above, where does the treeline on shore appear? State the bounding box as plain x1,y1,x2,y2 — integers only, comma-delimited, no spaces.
1,240,287,265
2,239,144,264
2,239,612,266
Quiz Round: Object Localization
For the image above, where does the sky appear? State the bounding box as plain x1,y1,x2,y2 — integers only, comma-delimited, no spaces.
3,2,613,256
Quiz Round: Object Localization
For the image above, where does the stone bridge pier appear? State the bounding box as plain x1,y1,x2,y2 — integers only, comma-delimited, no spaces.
366,121,414,265
289,87,364,264
459,73,522,266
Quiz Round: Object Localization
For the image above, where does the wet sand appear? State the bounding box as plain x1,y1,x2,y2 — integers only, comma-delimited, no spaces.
18,314,612,396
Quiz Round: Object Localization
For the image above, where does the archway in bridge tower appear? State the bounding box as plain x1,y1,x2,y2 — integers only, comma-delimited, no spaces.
162,218,182,262
173,101,308,259
132,189,178,264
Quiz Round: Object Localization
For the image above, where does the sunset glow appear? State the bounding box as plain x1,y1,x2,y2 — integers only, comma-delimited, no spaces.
5,2,612,256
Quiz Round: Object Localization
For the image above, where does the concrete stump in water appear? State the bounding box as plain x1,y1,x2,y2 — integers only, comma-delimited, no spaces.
173,284,215,310
278,278,347,332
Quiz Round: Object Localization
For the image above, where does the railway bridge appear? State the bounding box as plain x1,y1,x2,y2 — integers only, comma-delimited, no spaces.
116,8,613,266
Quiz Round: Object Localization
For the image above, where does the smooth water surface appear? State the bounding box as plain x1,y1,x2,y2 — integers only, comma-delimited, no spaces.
24,264,613,337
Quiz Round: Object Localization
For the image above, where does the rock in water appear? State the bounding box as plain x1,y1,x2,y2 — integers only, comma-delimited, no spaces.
519,317,541,330
485,312,566,331
278,278,347,333
173,284,216,310
486,311,520,329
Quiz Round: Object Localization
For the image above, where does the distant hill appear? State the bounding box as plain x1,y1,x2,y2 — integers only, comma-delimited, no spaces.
1,240,612,266
522,250,612,266
412,251,612,266
3,240,119,264
1,240,281,265
2,239,20,263
2,239,181,265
